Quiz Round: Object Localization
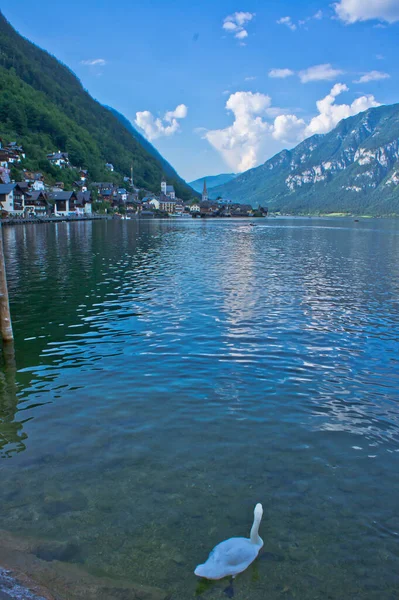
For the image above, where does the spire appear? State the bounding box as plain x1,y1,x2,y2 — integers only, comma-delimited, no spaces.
202,179,208,202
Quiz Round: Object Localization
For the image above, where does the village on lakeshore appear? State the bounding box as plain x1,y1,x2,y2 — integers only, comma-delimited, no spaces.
0,139,267,221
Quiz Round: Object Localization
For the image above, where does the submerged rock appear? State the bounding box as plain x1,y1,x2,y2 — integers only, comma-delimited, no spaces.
34,541,84,564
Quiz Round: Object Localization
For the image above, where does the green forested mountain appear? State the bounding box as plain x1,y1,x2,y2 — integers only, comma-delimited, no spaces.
0,11,194,199
105,106,189,185
189,173,236,194
213,104,399,215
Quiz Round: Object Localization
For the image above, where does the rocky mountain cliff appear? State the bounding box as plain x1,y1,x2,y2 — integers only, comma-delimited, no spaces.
212,103,399,214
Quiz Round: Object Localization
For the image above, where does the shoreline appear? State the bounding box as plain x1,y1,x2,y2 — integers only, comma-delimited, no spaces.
0,529,170,600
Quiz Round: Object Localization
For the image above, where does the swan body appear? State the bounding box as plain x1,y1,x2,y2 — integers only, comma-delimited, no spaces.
194,503,263,580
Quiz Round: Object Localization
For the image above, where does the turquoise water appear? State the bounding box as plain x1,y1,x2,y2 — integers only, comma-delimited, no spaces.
1,218,399,599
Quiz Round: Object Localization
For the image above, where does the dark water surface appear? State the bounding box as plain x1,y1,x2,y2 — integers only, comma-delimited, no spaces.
1,218,399,599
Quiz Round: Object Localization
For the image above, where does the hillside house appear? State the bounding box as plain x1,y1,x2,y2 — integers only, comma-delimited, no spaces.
76,191,92,214
117,188,128,202
24,191,50,215
0,183,28,214
47,152,70,168
48,191,77,215
6,142,25,162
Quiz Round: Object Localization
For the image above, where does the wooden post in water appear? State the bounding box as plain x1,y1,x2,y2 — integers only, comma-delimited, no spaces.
0,224,14,342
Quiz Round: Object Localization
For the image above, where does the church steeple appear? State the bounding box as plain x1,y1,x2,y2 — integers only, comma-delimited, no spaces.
202,179,208,202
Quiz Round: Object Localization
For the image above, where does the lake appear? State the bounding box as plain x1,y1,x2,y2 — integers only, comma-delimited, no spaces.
1,217,399,599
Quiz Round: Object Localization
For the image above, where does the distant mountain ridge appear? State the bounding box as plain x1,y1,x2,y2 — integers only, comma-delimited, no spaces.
0,11,195,200
212,103,399,215
189,173,236,194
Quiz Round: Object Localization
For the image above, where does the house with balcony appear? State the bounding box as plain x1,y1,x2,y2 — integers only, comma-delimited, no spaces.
24,191,50,215
48,191,77,215
159,195,176,213
0,183,29,214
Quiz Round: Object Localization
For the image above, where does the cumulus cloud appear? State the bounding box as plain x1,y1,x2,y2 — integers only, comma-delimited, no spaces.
80,58,107,66
354,70,390,83
204,92,273,172
269,68,295,79
304,83,379,135
334,0,399,23
277,16,297,30
272,114,306,143
202,85,380,172
299,63,344,83
223,12,255,42
135,104,188,140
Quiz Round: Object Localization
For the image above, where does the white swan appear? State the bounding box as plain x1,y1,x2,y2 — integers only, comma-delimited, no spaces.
194,503,263,580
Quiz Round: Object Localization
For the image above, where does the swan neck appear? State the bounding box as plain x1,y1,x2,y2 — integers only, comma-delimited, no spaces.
250,513,262,545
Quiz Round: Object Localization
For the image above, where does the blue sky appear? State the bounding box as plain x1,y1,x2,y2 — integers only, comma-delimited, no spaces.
3,0,399,181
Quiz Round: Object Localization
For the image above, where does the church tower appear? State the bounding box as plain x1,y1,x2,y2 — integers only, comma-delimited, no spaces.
202,179,208,203
161,177,167,195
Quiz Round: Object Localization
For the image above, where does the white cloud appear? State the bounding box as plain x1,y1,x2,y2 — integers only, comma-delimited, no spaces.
277,16,297,30
204,92,273,172
277,10,323,30
299,63,344,83
304,83,379,135
135,104,188,141
202,85,380,172
272,114,306,143
269,68,295,79
354,70,390,83
223,11,255,41
236,29,248,39
80,58,107,66
244,76,257,81
334,0,399,23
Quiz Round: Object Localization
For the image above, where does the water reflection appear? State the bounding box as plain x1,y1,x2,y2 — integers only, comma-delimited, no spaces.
0,218,399,599
0,342,27,457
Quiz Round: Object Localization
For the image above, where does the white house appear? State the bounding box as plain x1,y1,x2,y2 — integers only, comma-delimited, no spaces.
190,203,200,213
47,151,70,168
148,198,160,210
0,183,16,212
32,180,45,191
48,191,78,216
0,183,28,215
117,188,128,202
